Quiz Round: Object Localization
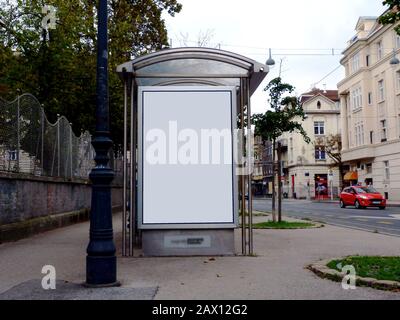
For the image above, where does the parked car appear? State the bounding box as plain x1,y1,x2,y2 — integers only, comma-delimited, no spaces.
339,186,386,210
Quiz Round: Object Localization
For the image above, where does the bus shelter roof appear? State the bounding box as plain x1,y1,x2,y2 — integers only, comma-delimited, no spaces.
116,47,268,96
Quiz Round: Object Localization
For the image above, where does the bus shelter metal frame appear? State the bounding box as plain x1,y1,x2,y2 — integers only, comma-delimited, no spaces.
117,48,268,257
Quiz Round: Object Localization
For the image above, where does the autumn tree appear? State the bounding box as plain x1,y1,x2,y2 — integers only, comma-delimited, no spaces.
0,0,182,149
178,29,217,47
314,134,344,190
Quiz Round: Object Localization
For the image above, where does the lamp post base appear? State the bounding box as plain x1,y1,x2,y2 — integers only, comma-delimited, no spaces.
83,281,121,288
86,256,118,287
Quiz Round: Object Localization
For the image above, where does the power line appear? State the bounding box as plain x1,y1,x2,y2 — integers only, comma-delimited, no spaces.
169,37,346,52
170,37,400,57
313,65,343,86
250,53,342,57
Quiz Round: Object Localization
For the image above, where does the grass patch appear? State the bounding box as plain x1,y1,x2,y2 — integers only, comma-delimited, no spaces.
327,256,400,282
252,221,315,229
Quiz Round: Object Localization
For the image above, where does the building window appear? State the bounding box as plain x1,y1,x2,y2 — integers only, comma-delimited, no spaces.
377,41,383,60
378,79,385,102
314,121,325,135
317,101,321,109
396,32,400,48
315,147,326,161
355,125,360,147
361,123,364,145
381,120,387,142
7,150,17,161
351,52,360,73
351,87,362,111
366,55,370,67
289,138,293,162
399,115,400,138
366,163,372,174
384,161,390,180
396,71,400,91
368,92,372,105
354,122,364,146
370,131,374,144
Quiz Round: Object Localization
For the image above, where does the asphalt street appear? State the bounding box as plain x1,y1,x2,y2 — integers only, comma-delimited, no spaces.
253,198,400,237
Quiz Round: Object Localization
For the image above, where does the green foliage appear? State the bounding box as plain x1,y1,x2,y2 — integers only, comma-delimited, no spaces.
252,77,310,144
0,0,182,149
252,221,315,229
378,0,400,34
328,256,400,282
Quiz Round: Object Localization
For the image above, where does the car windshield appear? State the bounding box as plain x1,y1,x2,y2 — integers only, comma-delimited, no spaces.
354,187,378,194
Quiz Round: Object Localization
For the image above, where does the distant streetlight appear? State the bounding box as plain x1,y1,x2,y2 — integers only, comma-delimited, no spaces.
266,48,276,67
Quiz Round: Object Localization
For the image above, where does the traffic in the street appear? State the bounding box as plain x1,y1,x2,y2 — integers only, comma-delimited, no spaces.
253,198,400,237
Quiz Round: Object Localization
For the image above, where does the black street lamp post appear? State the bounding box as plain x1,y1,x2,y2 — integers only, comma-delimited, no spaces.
86,0,118,286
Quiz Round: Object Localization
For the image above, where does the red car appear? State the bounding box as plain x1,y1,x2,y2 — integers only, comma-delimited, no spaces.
340,186,386,210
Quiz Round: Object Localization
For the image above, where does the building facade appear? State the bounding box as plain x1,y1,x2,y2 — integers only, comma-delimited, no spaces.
252,135,266,196
251,137,274,197
280,89,341,199
338,15,400,201
262,140,274,197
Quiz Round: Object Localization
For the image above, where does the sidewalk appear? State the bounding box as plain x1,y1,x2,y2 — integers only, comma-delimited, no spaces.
1,213,400,299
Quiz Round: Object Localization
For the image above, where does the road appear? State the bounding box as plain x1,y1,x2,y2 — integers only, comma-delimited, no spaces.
253,198,400,237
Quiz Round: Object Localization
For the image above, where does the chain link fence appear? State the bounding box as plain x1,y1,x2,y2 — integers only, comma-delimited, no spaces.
0,93,122,183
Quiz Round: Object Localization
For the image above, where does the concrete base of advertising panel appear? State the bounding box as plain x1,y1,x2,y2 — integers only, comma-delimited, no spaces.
142,229,235,256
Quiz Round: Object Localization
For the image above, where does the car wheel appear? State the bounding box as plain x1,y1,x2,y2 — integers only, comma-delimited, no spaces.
379,206,386,210
355,200,363,209
340,199,346,208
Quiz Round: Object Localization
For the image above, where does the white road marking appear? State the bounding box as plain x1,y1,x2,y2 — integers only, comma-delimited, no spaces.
350,215,400,220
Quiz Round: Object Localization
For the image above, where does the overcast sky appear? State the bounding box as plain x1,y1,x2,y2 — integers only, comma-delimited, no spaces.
164,0,386,113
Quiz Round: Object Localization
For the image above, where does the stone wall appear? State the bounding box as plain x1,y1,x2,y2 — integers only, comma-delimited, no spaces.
0,172,122,242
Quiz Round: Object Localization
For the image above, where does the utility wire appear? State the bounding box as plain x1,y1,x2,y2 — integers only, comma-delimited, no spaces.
170,37,400,57
313,65,343,86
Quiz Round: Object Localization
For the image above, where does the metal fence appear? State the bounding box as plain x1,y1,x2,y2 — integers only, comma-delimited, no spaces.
0,93,122,182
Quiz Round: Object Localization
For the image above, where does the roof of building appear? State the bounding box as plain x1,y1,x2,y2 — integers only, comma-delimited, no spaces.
356,16,378,28
300,88,339,104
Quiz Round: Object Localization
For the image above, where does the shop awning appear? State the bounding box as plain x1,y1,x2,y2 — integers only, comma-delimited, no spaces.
344,171,358,181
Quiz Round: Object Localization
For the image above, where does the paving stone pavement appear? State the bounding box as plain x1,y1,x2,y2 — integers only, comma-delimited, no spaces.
1,213,400,300
0,279,157,300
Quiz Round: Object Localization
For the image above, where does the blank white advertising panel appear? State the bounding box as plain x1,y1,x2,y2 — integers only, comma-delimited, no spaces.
138,86,237,228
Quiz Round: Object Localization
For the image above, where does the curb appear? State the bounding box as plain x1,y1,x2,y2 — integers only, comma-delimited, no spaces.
253,223,325,230
307,257,400,292
251,212,325,229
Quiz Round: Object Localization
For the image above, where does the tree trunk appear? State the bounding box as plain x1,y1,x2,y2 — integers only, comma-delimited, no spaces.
277,141,282,222
271,140,276,222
